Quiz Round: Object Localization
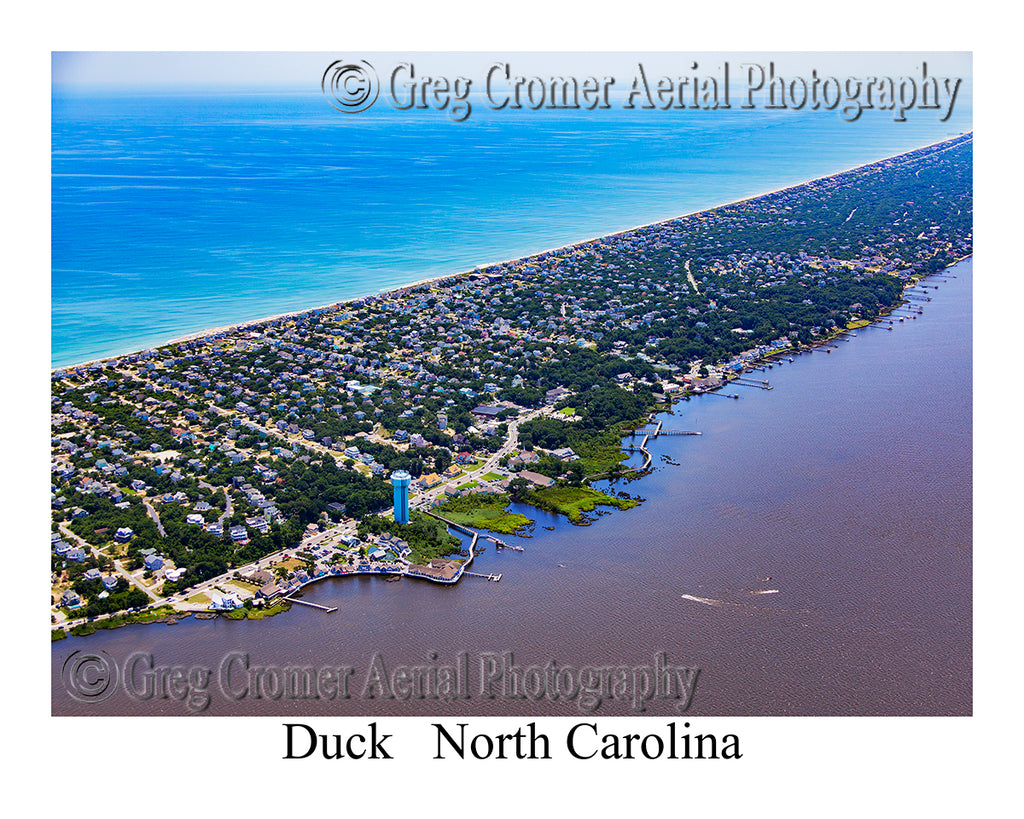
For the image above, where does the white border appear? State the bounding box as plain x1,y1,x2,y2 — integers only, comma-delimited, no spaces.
11,1,1015,813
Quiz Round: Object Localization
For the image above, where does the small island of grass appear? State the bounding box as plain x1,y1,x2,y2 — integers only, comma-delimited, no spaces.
526,485,639,524
434,484,639,532
433,493,534,535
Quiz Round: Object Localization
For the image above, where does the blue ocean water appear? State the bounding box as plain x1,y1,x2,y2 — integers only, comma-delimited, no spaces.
51,89,973,367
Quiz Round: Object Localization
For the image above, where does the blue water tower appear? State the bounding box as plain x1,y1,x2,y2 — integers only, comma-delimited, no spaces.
391,470,411,525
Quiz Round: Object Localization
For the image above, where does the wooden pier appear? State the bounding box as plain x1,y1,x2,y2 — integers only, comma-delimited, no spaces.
463,571,502,581
423,511,511,582
489,537,523,552
733,377,773,390
284,596,338,613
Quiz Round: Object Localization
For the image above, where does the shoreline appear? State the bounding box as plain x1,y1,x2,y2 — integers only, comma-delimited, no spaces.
53,132,972,373
599,253,973,480
51,255,971,637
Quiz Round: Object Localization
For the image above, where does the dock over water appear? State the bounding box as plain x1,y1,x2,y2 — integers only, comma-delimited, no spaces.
284,596,338,613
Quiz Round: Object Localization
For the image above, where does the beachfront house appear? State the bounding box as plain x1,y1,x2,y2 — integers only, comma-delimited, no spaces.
257,582,281,601
209,592,243,611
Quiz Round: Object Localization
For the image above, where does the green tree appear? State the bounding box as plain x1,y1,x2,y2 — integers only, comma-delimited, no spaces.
508,477,531,502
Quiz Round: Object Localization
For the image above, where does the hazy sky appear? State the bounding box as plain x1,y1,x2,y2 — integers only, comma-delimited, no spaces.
52,51,972,91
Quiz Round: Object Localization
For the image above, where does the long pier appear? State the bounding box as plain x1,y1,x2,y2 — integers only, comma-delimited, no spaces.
488,536,523,551
633,428,702,437
422,510,509,583
733,377,773,390
284,596,338,613
616,416,705,478
463,571,502,581
624,442,652,471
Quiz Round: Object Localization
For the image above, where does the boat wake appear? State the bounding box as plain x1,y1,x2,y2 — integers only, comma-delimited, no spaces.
681,592,809,614
681,594,733,607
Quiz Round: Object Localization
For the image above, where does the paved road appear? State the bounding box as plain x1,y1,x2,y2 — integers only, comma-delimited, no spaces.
686,259,701,295
407,404,553,510
142,499,166,537
53,523,162,628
